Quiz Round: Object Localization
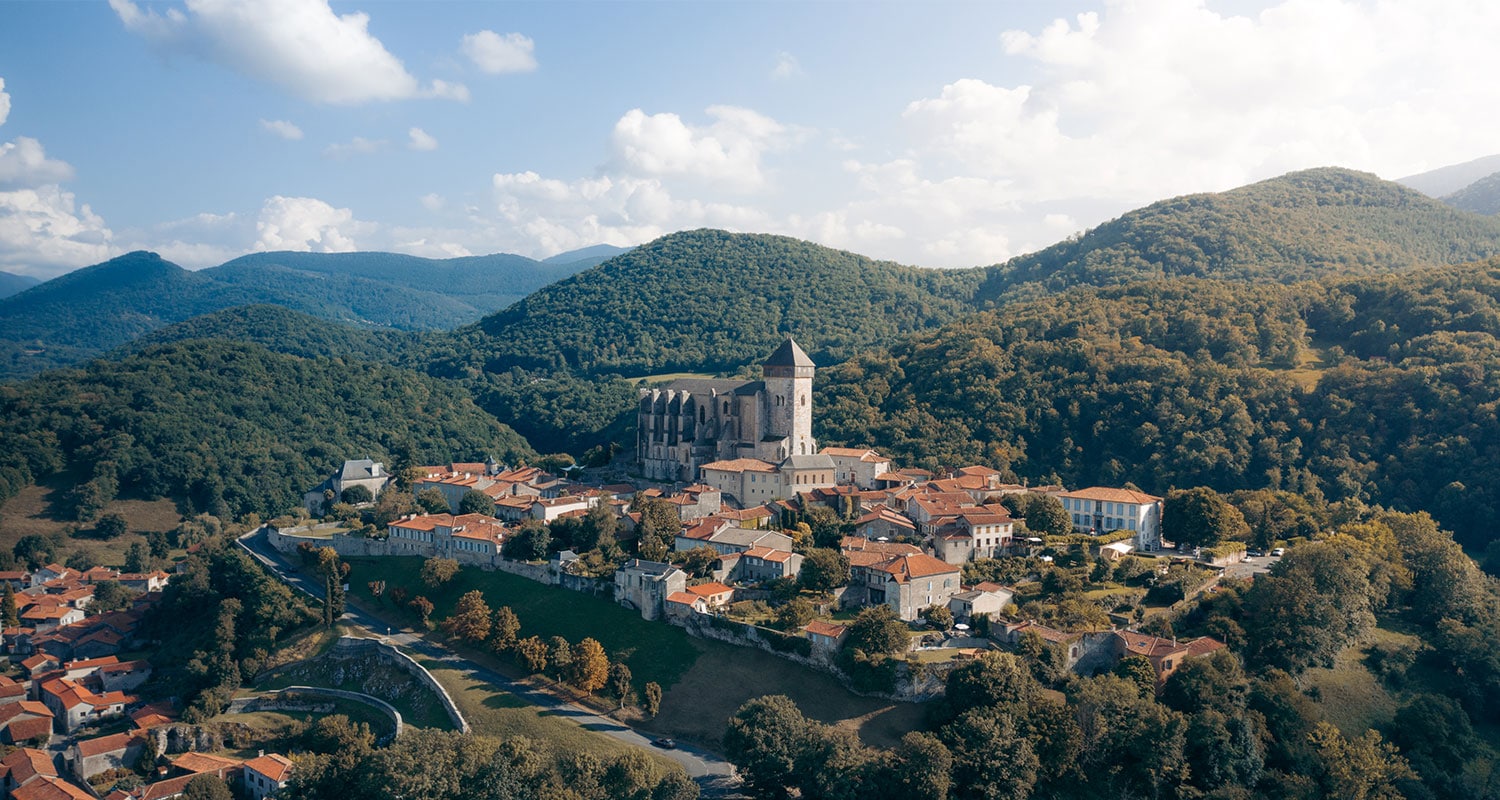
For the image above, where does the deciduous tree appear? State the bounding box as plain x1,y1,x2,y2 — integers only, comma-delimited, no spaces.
572,637,610,695
442,590,492,643
421,557,460,588
1164,486,1248,549
799,548,850,592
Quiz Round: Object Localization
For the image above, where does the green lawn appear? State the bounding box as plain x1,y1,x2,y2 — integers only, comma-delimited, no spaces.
347,557,703,690
343,556,929,751
414,655,659,763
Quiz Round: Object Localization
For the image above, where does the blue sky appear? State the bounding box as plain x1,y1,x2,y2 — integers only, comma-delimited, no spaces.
1,0,1498,279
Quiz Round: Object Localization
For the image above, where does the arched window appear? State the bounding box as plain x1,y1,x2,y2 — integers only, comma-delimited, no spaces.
698,407,705,424
800,395,807,407
723,401,730,415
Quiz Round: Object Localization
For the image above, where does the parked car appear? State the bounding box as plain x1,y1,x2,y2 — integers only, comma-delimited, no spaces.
1270,547,1285,557
652,738,677,749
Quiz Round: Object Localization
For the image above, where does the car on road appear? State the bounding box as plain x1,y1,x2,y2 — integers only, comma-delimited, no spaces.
1247,549,1263,557
652,738,677,749
1270,547,1285,557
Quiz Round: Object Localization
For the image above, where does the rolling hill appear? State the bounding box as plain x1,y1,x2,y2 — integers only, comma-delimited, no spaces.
460,229,988,377
1444,171,1500,216
816,259,1500,546
0,338,535,519
0,271,38,299
123,304,419,364
0,248,597,380
975,168,1500,305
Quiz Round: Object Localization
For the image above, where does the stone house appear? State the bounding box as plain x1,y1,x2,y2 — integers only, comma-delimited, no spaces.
614,560,687,621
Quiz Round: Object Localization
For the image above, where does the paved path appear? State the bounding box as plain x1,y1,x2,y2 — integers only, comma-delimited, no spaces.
237,529,741,797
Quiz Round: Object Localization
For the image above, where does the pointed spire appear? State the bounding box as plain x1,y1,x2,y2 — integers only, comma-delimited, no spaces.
764,337,814,368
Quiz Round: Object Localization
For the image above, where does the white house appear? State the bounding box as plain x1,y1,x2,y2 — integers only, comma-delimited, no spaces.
1057,487,1164,551
819,447,892,490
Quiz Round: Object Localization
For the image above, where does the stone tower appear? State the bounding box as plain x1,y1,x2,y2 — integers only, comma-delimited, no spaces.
763,337,817,457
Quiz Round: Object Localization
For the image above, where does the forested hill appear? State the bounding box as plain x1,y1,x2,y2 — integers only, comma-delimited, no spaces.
461,229,987,376
975,168,1500,305
1444,171,1500,216
0,339,534,519
0,271,38,299
206,249,590,314
817,259,1500,546
123,304,419,364
0,249,594,381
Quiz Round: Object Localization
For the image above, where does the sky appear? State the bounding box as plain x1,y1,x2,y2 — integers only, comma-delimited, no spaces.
1,0,1498,280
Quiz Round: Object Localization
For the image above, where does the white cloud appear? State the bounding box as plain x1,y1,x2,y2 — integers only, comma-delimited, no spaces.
259,119,303,140
771,52,802,79
254,195,366,252
407,127,438,151
611,105,787,191
0,186,113,277
461,30,537,74
322,136,387,158
0,78,10,127
109,0,469,105
0,137,75,187
488,170,770,256
419,193,445,212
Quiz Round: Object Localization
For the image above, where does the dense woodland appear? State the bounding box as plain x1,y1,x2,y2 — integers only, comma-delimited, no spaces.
461,229,987,376
1446,171,1500,216
0,339,533,520
0,249,599,380
818,261,1500,547
974,168,1500,305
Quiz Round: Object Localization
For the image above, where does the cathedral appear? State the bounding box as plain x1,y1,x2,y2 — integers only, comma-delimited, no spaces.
638,338,818,482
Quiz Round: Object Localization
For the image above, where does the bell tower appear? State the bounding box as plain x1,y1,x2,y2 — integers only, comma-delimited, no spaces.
763,337,817,457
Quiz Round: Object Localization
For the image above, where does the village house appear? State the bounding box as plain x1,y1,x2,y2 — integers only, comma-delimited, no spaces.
1112,632,1228,685
844,548,963,621
697,527,794,559
614,559,687,621
66,730,147,781
803,620,848,654
851,506,917,541
819,447,892,490
724,547,803,584
0,701,53,745
1057,486,1165,551
385,513,507,565
948,583,1015,622
38,677,134,733
303,458,391,512
2,745,93,800
932,507,1016,564
242,752,294,800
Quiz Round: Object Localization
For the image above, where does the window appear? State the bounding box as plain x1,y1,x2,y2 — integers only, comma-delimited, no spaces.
800,395,807,407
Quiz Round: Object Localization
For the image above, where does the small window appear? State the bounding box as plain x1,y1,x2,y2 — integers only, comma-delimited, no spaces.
800,395,807,407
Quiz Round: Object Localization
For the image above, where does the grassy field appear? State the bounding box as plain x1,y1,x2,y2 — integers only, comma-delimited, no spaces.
412,655,666,763
0,481,183,567
344,557,926,750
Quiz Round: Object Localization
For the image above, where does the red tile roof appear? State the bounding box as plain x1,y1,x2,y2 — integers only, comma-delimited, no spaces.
1060,486,1163,504
73,730,145,758
699,458,777,473
242,753,294,783
12,774,93,800
802,621,847,639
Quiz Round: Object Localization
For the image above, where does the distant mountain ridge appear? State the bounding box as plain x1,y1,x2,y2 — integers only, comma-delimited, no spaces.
1444,171,1500,216
1398,153,1500,196
975,167,1500,305
0,248,599,380
0,272,39,299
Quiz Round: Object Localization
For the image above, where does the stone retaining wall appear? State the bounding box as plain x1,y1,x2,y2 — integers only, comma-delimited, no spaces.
277,685,404,742
328,636,469,734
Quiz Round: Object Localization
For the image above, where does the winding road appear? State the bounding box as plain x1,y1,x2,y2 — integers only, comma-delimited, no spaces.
237,529,741,797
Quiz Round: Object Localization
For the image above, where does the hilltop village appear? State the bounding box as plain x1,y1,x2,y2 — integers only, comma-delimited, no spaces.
272,339,1232,697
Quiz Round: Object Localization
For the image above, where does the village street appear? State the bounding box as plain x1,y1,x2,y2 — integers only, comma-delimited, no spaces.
236,529,742,798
